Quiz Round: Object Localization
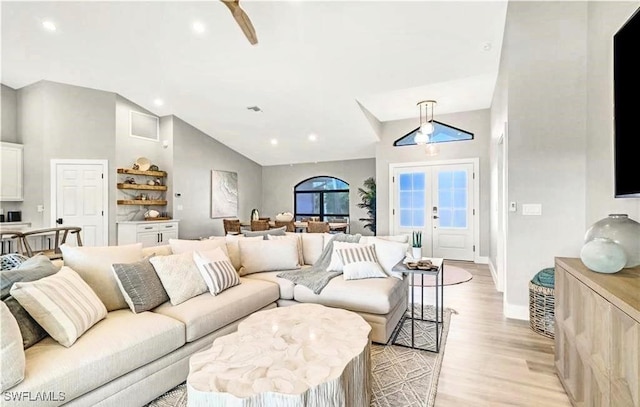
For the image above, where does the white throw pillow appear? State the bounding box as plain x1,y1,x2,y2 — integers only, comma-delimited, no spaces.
267,233,304,266
238,239,300,276
149,252,208,306
59,243,144,311
193,248,240,295
299,233,325,265
169,238,229,256
369,237,410,279
0,301,24,391
209,235,263,270
10,267,107,348
336,244,387,280
327,242,367,272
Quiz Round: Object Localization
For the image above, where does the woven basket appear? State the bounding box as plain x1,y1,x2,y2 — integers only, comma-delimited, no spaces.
529,281,555,339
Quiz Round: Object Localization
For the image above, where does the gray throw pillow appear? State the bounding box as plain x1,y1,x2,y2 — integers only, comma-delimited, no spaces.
1,254,58,348
243,226,286,239
112,258,170,313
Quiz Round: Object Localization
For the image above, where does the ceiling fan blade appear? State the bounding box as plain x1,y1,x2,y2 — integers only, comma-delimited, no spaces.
221,0,258,45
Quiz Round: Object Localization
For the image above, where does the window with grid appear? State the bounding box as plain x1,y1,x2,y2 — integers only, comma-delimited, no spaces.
294,176,349,222
398,172,426,228
437,170,467,228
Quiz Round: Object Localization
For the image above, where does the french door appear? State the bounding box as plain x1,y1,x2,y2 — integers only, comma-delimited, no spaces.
392,162,475,261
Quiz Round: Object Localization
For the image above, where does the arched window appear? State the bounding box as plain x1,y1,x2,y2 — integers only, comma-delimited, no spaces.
294,176,349,222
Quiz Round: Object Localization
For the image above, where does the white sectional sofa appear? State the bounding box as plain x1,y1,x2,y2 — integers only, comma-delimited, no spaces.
1,232,409,407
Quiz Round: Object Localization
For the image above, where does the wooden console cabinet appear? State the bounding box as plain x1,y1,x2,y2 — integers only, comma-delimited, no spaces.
555,257,640,407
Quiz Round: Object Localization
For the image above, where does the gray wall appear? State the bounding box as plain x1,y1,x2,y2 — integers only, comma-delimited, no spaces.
172,115,262,239
1,84,18,143
375,109,492,257
261,158,376,236
585,2,640,223
500,1,589,312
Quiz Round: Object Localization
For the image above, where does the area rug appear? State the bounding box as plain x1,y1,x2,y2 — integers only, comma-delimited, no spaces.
412,264,473,287
145,304,455,407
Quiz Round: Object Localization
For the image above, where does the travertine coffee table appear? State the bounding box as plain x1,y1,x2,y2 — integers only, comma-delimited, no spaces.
187,303,371,407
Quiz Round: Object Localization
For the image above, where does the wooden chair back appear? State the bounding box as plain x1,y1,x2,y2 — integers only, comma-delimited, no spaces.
18,226,83,260
307,221,330,233
223,219,241,235
274,220,295,232
251,219,270,231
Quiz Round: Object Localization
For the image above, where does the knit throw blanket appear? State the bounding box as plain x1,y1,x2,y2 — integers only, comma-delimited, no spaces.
277,233,361,294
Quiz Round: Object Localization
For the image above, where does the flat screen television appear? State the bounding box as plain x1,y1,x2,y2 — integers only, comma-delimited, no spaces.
613,7,640,198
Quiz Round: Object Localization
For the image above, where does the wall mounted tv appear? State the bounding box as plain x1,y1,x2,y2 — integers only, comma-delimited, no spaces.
613,7,640,198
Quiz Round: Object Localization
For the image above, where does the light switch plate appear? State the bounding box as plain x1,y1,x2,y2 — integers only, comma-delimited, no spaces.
176,205,184,211
522,203,542,216
509,202,517,212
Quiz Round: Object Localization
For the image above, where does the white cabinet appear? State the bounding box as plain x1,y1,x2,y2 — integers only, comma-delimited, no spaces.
0,142,23,201
117,220,179,248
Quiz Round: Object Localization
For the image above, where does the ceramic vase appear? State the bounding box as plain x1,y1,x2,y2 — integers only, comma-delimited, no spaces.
584,214,640,268
411,247,422,260
580,237,627,274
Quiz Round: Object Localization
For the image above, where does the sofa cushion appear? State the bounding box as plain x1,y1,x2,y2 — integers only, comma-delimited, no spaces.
168,238,228,256
208,235,263,270
149,252,208,306
9,310,184,404
59,243,144,311
1,301,24,391
369,237,409,279
293,275,406,314
299,233,325,265
243,270,299,300
337,244,387,280
112,258,170,313
267,233,304,266
10,267,108,347
142,245,172,257
1,255,59,349
238,239,300,276
153,277,279,342
327,241,365,272
193,249,240,295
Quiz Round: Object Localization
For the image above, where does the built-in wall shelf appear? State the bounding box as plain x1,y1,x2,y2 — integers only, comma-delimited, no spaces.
117,168,167,177
117,183,168,191
117,199,167,206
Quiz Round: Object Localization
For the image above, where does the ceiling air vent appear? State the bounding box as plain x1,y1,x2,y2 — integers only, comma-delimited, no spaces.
246,106,262,112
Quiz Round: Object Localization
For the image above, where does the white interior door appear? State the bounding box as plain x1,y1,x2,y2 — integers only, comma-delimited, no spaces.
392,162,475,261
52,160,108,247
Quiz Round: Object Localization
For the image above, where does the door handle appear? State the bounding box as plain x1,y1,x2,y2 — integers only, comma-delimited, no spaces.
433,215,439,219
56,218,63,225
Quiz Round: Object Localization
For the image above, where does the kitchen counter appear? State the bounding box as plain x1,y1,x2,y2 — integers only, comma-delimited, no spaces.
0,222,32,233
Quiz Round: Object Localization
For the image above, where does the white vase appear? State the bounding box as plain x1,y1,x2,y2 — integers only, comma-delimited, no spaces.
584,214,640,268
411,247,422,260
580,237,627,274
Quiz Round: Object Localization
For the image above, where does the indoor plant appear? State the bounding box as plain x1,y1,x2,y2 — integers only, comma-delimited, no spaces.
411,231,422,259
357,177,376,235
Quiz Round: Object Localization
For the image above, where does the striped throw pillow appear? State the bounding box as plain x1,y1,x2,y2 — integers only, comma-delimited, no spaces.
9,266,107,347
336,244,387,280
193,249,240,295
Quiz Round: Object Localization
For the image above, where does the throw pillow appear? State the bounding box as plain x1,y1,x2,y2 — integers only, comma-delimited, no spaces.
327,241,367,272
369,237,410,279
168,238,229,256
242,226,286,239
59,243,144,311
267,233,304,266
0,253,28,271
237,239,300,276
1,254,59,349
112,257,170,313
149,252,208,306
10,266,107,348
0,301,25,391
209,235,263,270
336,244,387,280
193,248,240,295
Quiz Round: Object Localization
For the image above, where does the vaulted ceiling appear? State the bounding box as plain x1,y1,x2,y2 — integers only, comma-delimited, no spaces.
1,1,508,165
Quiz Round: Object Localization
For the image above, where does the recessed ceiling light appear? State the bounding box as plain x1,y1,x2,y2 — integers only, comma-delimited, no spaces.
153,98,164,107
42,21,57,31
308,133,317,141
270,139,278,145
192,21,206,34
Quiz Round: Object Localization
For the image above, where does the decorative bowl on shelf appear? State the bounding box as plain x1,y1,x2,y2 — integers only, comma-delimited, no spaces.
145,209,160,219
275,212,294,222
135,157,151,171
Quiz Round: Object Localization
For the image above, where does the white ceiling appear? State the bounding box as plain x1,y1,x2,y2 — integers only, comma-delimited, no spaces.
1,1,508,166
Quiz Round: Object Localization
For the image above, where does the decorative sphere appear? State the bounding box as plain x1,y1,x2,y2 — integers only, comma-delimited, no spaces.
580,237,627,274
584,214,640,268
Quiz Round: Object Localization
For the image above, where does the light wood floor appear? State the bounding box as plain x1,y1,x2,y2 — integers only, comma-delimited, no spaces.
414,261,571,407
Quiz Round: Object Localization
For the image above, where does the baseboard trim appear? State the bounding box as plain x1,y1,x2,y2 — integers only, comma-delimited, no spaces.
488,259,502,292
504,303,529,321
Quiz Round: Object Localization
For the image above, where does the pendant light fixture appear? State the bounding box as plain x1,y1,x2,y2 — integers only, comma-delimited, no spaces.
415,100,437,145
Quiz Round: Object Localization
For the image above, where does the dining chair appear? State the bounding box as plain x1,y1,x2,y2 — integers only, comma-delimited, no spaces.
18,226,83,260
307,221,330,233
251,219,270,231
223,219,241,235
274,220,295,232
